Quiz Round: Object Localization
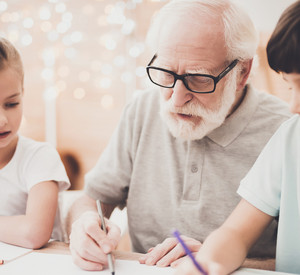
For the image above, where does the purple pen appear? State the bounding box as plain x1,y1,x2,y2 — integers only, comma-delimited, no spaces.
173,230,208,275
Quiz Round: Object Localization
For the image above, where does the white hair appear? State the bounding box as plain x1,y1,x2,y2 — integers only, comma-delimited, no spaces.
146,0,258,61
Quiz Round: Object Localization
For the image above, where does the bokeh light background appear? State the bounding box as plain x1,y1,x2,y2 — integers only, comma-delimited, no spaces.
0,0,296,188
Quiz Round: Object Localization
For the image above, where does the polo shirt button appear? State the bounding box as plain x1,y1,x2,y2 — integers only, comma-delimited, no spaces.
191,165,198,173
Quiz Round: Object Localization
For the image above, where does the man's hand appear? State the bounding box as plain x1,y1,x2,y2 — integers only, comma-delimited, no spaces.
139,235,202,267
69,211,121,271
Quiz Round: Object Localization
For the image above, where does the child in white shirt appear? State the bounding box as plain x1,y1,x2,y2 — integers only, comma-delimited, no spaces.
0,37,70,248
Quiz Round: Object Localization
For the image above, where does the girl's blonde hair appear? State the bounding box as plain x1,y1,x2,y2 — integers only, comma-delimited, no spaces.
0,37,24,86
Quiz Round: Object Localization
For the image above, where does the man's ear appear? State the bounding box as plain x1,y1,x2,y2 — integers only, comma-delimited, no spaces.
237,59,253,91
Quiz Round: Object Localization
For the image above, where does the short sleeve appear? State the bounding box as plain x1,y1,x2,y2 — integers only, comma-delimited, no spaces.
238,124,284,217
23,144,70,192
84,97,137,208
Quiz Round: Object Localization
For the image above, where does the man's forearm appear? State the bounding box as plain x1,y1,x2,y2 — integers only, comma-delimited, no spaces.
65,194,117,236
66,194,98,236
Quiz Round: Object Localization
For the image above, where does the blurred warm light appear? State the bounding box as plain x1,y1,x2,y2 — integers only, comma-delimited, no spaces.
62,11,72,22
56,80,67,92
104,4,114,15
136,66,146,77
73,88,86,100
23,18,34,28
41,21,52,32
47,30,59,41
79,71,90,82
21,33,32,46
10,12,20,22
57,66,70,78
100,64,113,75
42,48,56,66
101,94,114,109
91,61,102,72
114,55,126,67
105,38,117,50
121,71,133,84
42,68,54,80
94,77,112,89
100,77,112,89
121,19,135,35
57,21,71,33
64,47,77,59
55,3,66,13
43,86,58,101
97,15,107,26
7,30,19,43
83,5,94,15
0,0,291,185
39,6,52,20
0,1,8,11
129,44,143,57
70,31,83,43
1,12,12,22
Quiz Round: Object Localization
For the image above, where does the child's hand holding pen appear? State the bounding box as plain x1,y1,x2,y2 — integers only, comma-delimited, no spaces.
174,257,226,275
173,230,208,275
173,230,227,275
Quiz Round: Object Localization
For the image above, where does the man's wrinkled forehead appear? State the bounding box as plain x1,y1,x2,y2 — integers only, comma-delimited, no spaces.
157,44,223,65
158,45,207,59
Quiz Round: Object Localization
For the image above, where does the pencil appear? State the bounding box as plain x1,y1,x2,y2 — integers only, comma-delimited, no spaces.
173,229,207,275
96,199,115,275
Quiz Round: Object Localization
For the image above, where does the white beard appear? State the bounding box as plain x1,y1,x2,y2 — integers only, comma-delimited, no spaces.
160,71,238,141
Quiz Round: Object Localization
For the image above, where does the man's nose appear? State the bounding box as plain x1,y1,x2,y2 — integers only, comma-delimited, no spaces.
171,80,193,107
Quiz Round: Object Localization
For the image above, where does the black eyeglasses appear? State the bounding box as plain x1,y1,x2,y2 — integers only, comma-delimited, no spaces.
146,54,238,94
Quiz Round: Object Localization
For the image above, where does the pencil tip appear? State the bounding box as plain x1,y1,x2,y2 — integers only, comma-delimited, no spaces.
112,272,115,275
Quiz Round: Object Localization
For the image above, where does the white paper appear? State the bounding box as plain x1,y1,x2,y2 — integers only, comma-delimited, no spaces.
233,267,293,275
0,250,294,275
0,242,32,263
0,252,175,275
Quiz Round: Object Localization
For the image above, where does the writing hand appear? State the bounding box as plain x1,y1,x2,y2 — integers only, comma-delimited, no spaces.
69,211,121,271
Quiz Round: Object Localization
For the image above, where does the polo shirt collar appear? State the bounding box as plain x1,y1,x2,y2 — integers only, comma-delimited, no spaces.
206,85,259,147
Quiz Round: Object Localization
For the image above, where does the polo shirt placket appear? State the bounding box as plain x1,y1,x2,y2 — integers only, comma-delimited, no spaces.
182,140,205,201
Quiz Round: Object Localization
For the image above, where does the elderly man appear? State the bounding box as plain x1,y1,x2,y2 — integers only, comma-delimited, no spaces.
68,0,291,271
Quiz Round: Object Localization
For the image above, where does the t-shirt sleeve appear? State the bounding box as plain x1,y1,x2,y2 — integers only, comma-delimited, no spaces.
84,97,138,208
237,124,284,217
24,144,70,192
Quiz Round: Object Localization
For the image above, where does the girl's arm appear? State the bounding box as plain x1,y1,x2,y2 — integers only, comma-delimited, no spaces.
0,181,59,249
175,199,274,275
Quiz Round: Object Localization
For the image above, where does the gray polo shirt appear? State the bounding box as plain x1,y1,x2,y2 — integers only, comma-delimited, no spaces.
85,85,291,258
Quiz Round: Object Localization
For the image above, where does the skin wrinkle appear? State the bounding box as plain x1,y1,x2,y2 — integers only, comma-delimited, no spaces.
156,14,242,141
159,70,238,140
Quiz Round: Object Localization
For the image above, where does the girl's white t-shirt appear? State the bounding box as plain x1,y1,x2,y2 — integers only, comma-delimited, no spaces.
0,135,70,241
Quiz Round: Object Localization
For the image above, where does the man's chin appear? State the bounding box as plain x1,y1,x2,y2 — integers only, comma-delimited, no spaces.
164,119,210,141
160,107,227,140
171,130,208,141
163,113,227,141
